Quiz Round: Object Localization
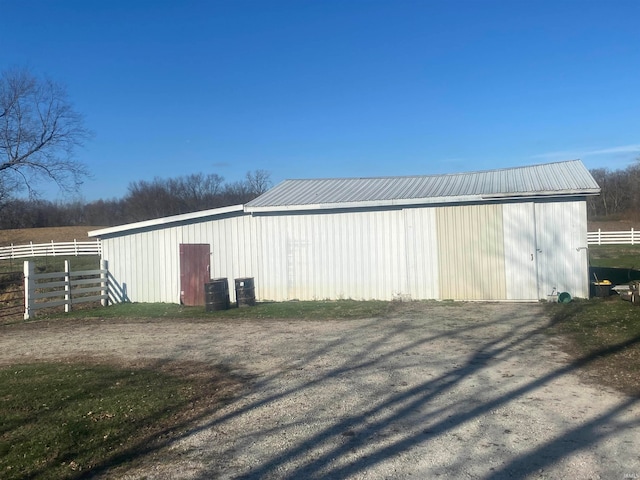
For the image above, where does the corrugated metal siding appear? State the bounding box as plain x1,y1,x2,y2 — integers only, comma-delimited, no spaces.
503,203,538,300
404,208,439,299
436,204,507,300
102,229,180,304
534,201,589,298
101,213,256,304
99,198,590,304
254,210,408,301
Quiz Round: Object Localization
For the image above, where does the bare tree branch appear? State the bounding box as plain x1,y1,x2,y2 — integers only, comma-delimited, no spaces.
0,67,92,199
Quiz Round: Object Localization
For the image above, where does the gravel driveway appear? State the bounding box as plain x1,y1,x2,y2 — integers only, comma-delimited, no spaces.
1,303,639,479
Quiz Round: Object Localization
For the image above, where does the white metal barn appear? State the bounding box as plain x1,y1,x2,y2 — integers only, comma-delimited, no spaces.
89,160,600,304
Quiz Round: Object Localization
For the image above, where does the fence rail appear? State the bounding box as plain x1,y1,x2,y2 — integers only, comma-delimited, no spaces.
24,260,108,320
0,240,101,260
587,229,639,246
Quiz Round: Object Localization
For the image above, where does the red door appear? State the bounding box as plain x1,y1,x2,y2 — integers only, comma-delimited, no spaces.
179,244,210,306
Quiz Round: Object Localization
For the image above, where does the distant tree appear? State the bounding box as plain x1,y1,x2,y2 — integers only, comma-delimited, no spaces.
0,67,91,199
245,169,272,196
123,170,271,222
588,160,640,220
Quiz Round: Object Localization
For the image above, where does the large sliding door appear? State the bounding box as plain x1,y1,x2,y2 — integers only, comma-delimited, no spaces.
436,204,507,300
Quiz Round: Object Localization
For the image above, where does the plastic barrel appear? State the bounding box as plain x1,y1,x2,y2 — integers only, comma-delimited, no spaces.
205,278,230,311
235,277,256,307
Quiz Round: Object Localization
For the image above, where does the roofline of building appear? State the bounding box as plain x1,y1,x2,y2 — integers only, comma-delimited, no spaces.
245,189,600,214
267,159,585,183
89,188,599,238
88,204,245,238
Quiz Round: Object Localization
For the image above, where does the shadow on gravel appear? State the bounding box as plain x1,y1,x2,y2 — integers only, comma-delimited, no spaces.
154,304,640,480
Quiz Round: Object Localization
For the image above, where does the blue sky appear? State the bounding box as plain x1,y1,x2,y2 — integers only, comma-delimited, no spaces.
1,0,639,201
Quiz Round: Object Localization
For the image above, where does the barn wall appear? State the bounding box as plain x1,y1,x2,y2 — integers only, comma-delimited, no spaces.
99,198,590,304
503,203,538,300
534,200,589,298
253,209,409,301
436,204,506,300
403,208,439,300
101,212,255,304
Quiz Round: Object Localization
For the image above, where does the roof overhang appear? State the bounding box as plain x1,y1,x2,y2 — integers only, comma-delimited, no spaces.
88,204,245,238
245,189,600,214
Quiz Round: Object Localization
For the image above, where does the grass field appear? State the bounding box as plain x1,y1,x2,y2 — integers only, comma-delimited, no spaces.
0,361,241,480
547,296,640,397
589,244,640,269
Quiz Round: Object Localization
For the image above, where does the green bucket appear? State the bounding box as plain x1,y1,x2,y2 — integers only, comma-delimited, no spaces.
558,292,572,303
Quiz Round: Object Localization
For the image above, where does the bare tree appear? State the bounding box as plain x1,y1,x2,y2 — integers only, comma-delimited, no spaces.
0,67,91,198
245,169,272,195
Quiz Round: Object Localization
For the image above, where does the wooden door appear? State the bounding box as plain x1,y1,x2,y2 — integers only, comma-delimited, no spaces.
179,244,210,306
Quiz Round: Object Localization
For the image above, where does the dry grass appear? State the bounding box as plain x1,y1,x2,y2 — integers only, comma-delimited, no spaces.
588,219,640,231
0,226,105,247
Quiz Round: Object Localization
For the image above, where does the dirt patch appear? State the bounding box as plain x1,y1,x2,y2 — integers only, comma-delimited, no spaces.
1,303,639,479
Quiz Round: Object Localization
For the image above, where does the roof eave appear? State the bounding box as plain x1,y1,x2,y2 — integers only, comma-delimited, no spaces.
88,204,245,238
245,189,600,214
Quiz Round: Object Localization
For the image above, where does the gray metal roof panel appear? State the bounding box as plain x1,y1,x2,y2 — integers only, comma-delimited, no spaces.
246,160,599,211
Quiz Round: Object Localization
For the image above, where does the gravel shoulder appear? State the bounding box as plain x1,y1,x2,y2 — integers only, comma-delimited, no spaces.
1,303,639,479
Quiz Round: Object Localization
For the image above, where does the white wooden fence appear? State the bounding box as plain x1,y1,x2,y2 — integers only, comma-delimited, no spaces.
587,229,639,246
0,240,101,261
23,259,108,320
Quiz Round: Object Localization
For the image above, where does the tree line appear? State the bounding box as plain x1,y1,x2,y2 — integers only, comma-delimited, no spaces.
587,160,640,220
0,170,272,229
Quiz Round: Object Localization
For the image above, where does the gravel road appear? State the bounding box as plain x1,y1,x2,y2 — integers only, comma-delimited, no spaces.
1,302,639,479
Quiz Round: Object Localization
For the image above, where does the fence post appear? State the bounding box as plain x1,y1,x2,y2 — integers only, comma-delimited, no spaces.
64,260,71,313
598,228,602,246
101,259,108,307
632,228,635,246
24,261,34,320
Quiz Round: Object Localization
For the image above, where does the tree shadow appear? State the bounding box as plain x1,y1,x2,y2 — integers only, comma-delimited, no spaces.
178,304,640,479
36,302,639,479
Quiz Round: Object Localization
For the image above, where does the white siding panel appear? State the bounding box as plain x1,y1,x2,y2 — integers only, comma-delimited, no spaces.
404,208,439,299
534,201,589,298
503,203,538,300
254,209,408,301
101,213,255,304
99,199,589,304
436,204,507,300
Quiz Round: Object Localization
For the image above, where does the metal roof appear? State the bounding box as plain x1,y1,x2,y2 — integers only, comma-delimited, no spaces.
245,160,600,212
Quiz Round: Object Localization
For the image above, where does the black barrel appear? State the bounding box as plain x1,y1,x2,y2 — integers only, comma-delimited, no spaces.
205,278,230,311
235,277,256,307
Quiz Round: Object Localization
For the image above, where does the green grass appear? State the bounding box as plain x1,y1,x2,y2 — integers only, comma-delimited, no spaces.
0,361,240,479
52,299,398,321
589,245,640,268
547,296,640,396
